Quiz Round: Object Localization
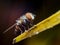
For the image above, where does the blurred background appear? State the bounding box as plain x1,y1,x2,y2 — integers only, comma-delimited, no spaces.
0,0,60,45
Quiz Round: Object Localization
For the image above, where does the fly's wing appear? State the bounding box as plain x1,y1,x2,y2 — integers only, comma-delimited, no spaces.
12,10,60,44
3,15,26,34
3,23,16,34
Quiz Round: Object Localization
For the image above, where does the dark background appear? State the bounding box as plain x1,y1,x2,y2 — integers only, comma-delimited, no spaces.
0,0,60,45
